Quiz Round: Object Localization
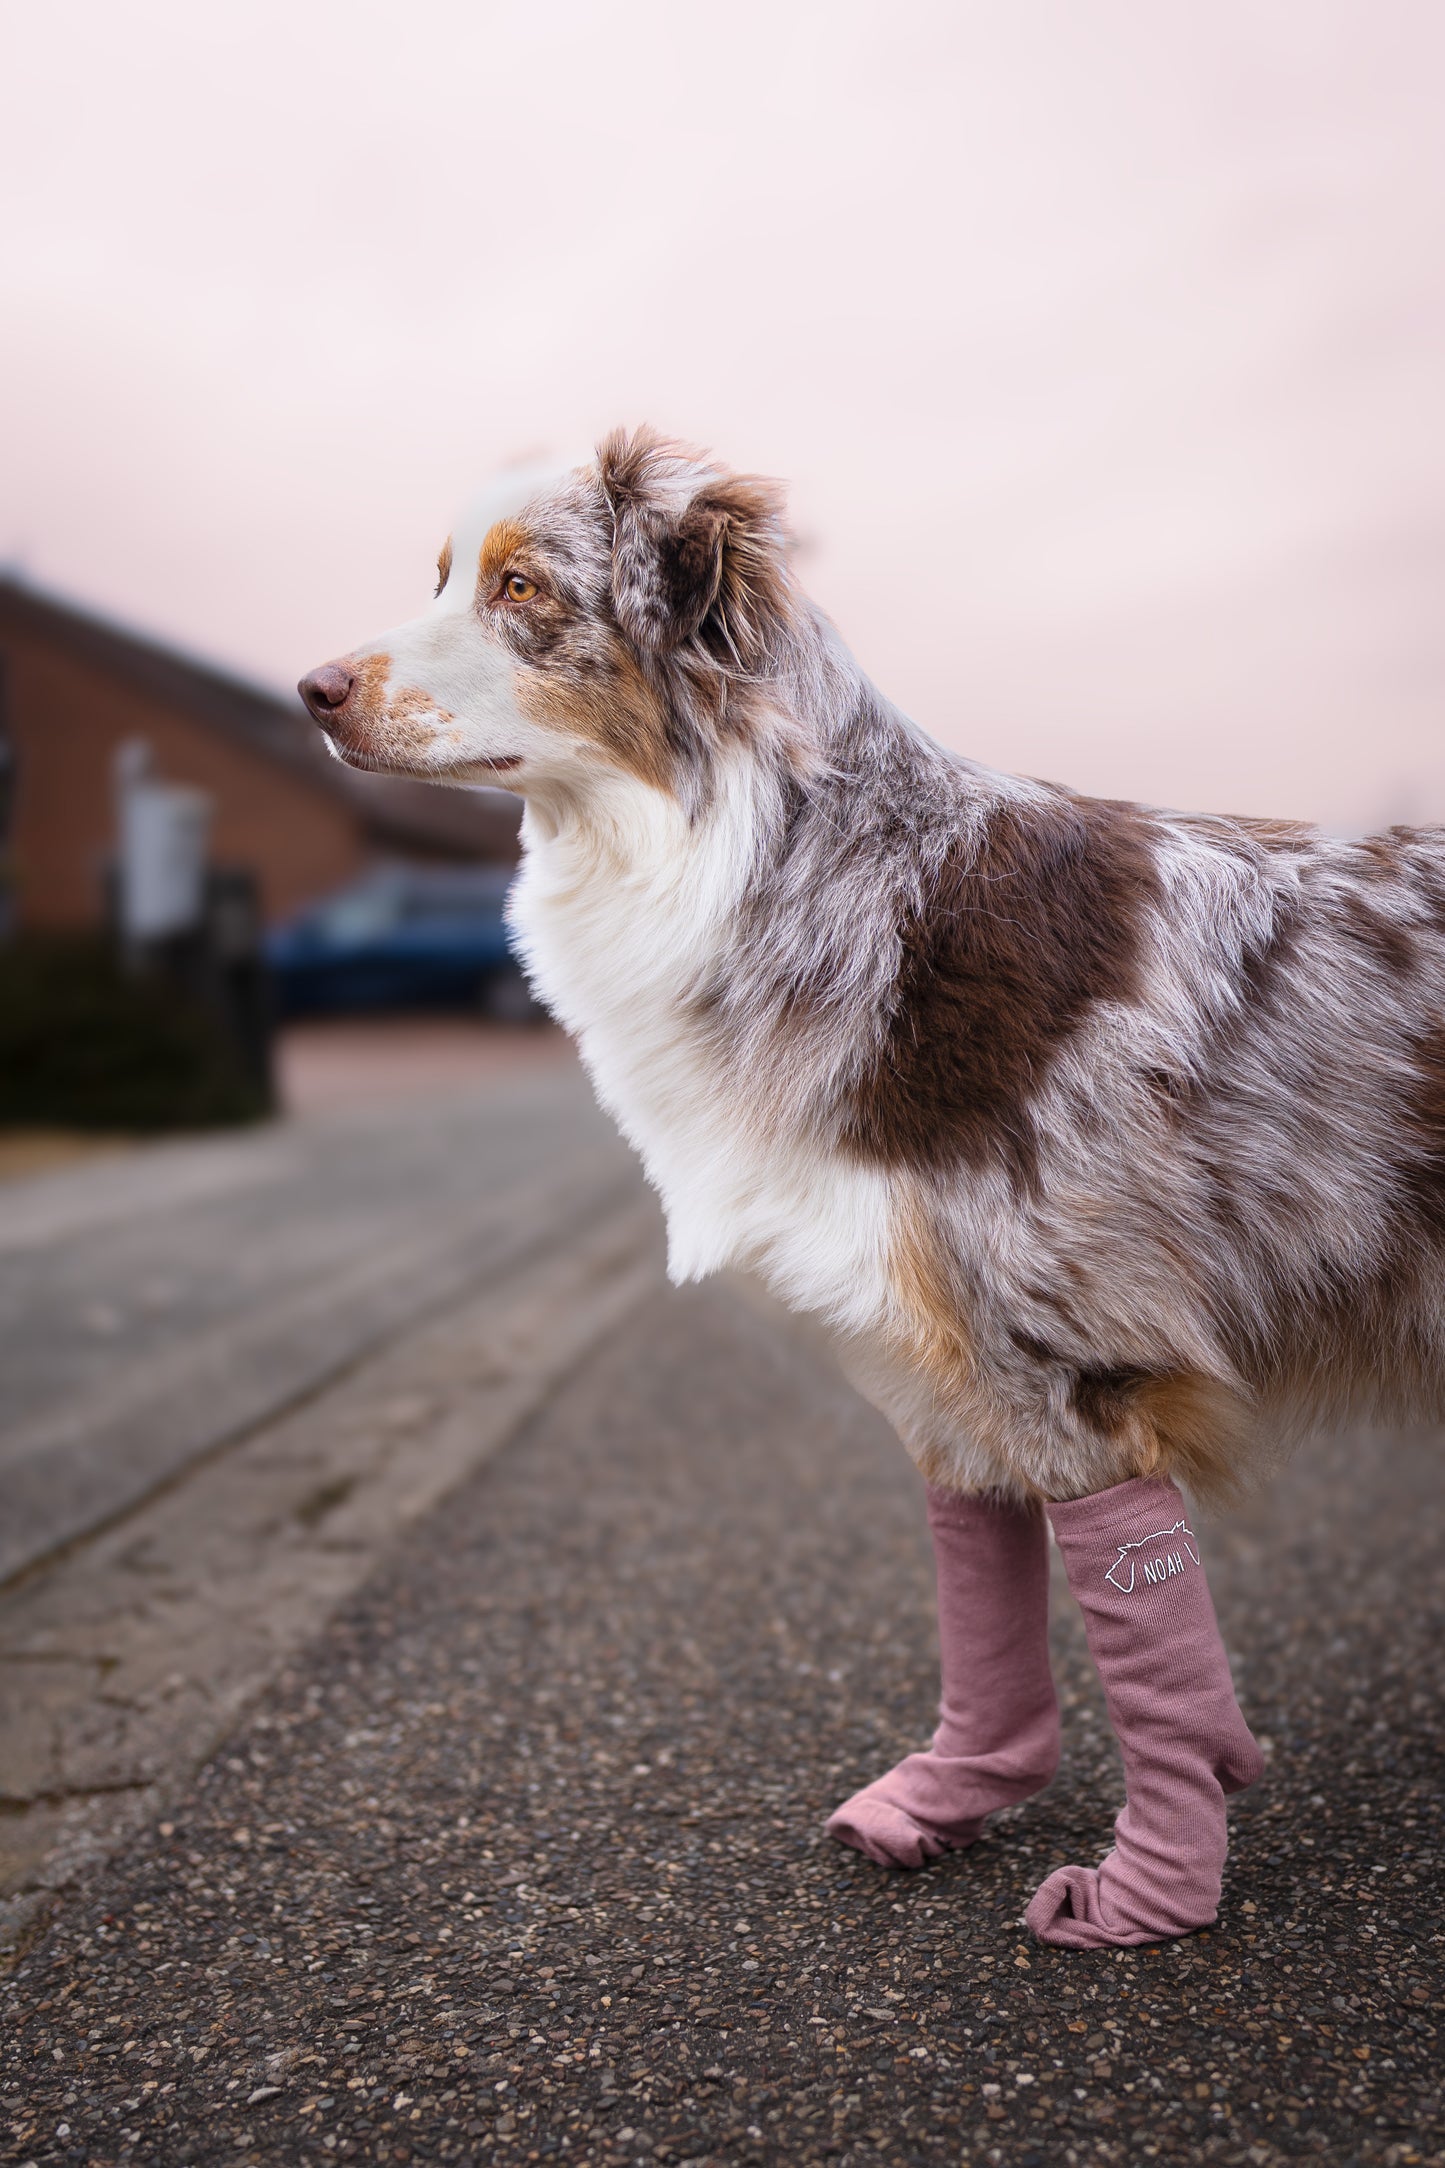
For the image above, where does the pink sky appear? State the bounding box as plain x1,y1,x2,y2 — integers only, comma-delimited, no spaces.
5,1,1444,832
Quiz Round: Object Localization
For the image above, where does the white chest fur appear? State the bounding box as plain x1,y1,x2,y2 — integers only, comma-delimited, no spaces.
508,780,895,1340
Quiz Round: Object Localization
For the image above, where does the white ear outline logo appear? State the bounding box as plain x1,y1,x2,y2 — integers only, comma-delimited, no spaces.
1104,1520,1201,1593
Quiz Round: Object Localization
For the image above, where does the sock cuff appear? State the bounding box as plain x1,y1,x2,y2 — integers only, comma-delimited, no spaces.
925,1482,1045,1531
1044,1473,1185,1545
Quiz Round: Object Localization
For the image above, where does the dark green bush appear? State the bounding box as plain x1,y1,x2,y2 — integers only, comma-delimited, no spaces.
0,935,269,1132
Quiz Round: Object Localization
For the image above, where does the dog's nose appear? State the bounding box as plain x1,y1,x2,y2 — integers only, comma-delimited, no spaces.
298,663,354,721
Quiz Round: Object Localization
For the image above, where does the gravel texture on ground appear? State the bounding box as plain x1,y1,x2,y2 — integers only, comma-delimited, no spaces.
3,1277,1442,2167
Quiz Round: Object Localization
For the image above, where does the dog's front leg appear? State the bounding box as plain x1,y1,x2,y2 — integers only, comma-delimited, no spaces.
827,1484,1060,1865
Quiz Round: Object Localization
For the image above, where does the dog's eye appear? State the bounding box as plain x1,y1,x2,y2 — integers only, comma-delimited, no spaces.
503,574,538,603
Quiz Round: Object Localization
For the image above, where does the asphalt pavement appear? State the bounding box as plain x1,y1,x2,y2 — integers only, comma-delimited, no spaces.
0,1060,633,1583
3,1213,1442,2166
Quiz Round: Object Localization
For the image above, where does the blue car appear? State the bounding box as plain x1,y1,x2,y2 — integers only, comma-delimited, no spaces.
266,864,539,1019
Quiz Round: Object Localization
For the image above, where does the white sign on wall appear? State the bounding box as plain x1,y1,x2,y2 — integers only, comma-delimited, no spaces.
114,741,212,943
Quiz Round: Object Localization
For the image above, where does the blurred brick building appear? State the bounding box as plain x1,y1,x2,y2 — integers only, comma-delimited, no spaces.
0,577,519,931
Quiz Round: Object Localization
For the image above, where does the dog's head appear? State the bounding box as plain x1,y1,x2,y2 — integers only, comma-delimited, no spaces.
299,429,795,805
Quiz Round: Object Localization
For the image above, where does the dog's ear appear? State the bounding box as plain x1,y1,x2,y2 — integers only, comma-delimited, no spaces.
610,490,728,653
598,428,789,664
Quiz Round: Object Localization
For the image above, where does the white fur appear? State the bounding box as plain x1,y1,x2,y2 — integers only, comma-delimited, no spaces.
510,758,897,1337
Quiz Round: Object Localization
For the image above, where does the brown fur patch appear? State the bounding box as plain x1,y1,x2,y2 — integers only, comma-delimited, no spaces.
843,794,1160,1182
1071,1366,1253,1505
1358,830,1408,881
1236,894,1303,1011
331,653,454,766
513,643,676,795
478,519,531,590
889,1195,979,1394
389,681,457,735
886,1193,1022,1487
1338,890,1416,975
341,652,398,736
435,535,453,596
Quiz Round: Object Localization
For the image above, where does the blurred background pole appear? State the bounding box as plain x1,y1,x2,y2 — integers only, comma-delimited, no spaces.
201,865,275,1111
0,659,15,944
111,738,275,1113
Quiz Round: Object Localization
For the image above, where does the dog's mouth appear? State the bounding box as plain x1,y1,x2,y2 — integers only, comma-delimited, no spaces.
321,736,523,778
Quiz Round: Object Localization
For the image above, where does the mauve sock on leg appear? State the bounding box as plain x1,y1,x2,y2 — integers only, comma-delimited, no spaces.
1027,1473,1264,1948
827,1485,1060,1868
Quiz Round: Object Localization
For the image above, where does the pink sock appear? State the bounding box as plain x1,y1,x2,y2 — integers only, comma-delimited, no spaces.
1027,1473,1264,1948
827,1485,1060,1868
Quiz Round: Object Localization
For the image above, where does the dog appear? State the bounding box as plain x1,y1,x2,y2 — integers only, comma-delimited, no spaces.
300,428,1444,1944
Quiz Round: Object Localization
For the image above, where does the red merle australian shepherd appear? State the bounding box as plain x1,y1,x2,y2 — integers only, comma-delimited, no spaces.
301,429,1443,1946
